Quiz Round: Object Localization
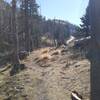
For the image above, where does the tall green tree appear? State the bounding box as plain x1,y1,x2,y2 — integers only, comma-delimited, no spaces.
19,0,39,52
80,6,90,37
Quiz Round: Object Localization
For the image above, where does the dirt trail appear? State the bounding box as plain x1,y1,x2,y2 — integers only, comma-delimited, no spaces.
0,47,90,100
23,47,90,100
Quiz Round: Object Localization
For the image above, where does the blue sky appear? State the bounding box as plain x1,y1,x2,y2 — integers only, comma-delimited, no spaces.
37,0,89,25
6,0,89,25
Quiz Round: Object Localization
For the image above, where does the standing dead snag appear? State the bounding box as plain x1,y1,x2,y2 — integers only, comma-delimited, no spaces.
24,0,30,53
88,0,100,99
11,0,20,65
10,0,26,76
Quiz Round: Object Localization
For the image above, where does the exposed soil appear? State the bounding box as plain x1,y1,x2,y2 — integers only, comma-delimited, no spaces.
0,47,90,100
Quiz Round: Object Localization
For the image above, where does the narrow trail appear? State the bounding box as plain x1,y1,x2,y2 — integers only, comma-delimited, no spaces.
22,47,90,100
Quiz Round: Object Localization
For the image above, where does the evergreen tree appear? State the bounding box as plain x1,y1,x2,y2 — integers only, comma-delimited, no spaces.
19,0,39,52
80,6,90,37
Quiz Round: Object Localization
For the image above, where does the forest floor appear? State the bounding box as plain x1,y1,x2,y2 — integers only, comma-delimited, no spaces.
0,46,90,100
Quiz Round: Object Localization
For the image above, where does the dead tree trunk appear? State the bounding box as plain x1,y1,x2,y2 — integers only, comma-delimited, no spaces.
88,0,100,99
11,0,20,65
24,0,30,53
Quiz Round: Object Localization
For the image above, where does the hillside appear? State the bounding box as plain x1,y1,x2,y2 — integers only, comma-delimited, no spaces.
0,46,90,100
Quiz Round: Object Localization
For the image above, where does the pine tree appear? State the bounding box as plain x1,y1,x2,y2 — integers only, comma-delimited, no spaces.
20,0,39,52
80,6,90,37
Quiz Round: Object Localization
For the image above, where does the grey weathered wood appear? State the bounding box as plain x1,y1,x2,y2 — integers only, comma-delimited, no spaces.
89,0,100,99
11,0,20,64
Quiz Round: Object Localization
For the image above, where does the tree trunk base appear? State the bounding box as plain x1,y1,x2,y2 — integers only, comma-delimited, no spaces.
10,64,26,76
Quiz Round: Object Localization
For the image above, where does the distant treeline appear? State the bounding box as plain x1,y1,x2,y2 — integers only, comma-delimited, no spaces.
0,0,77,66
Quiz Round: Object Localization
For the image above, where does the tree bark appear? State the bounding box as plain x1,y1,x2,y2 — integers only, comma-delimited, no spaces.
11,0,20,65
89,0,100,99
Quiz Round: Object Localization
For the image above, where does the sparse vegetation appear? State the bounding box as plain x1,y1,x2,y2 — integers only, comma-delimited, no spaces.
2,0,100,99
0,47,90,100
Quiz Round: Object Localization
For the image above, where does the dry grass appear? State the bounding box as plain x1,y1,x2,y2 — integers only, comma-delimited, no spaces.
51,50,61,56
41,48,50,54
0,47,90,100
40,53,52,60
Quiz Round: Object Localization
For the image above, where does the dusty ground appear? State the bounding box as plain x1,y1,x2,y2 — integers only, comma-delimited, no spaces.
0,47,90,100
